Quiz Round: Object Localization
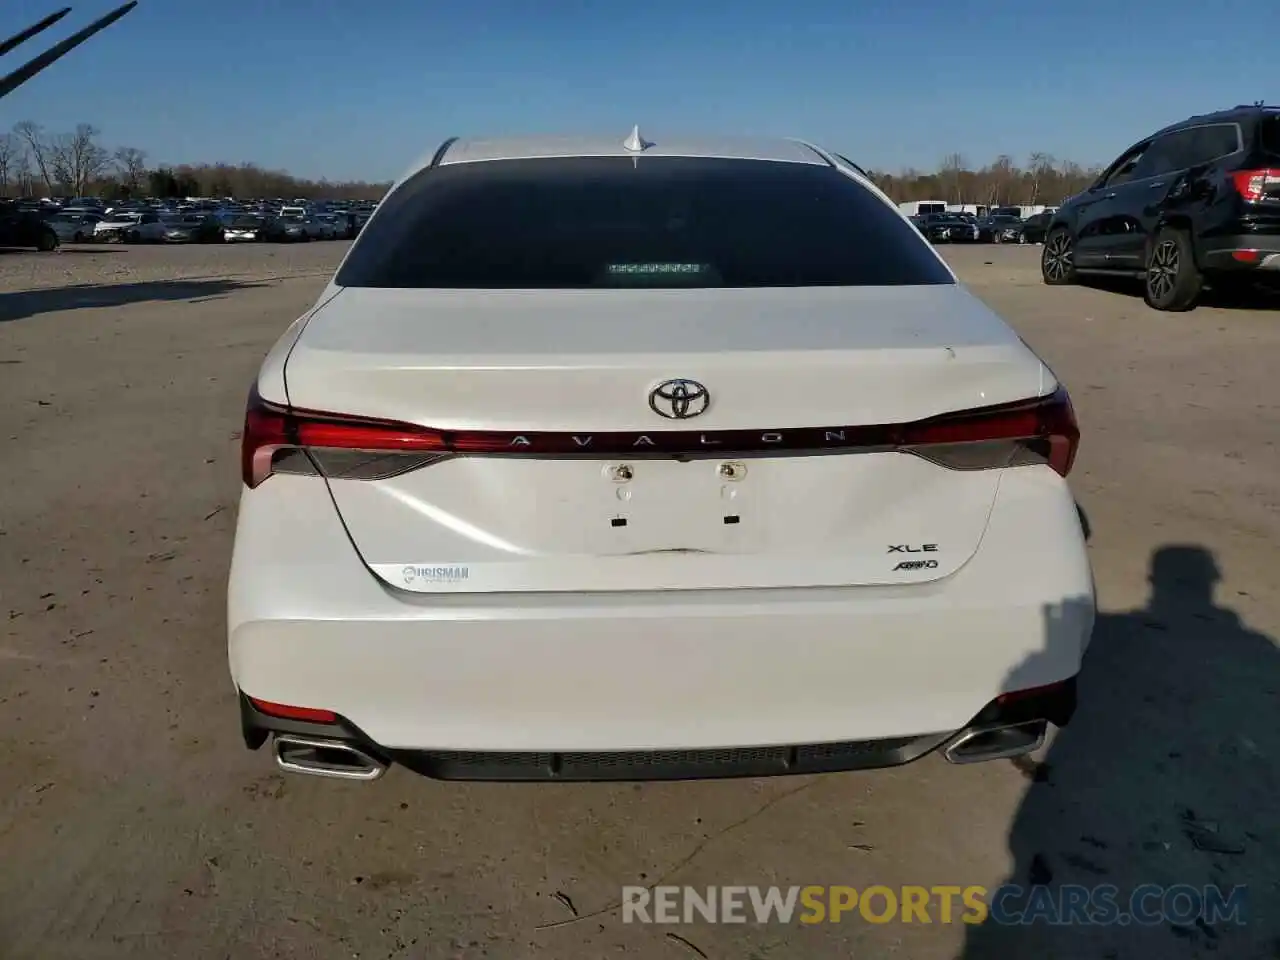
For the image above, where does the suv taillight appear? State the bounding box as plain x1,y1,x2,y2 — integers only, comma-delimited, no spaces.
1230,168,1280,201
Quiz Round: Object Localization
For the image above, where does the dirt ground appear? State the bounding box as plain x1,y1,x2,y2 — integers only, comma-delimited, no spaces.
1,242,1277,960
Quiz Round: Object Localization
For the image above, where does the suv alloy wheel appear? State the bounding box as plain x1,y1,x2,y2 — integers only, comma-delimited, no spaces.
1041,228,1077,285
1144,226,1203,311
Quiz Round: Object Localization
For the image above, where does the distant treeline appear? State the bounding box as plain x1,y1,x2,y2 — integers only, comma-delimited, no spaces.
0,121,390,201
866,152,1104,206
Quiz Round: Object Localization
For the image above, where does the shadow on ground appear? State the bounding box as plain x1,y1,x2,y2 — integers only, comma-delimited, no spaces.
0,247,126,256
0,278,270,324
1081,274,1280,311
47,248,129,256
960,542,1279,958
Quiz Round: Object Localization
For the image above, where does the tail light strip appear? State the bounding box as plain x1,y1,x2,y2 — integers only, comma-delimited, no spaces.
242,385,1080,488
1230,168,1280,202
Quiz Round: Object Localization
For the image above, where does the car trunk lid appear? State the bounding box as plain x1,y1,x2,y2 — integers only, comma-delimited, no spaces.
280,285,1051,594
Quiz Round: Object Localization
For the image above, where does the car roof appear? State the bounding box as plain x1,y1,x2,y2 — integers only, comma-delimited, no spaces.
407,132,828,175
1150,103,1279,139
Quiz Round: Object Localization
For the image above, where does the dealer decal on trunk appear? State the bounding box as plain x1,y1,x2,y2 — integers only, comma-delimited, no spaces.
401,565,470,585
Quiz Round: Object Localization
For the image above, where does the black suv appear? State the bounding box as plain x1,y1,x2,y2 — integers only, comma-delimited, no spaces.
1041,105,1280,310
0,201,60,251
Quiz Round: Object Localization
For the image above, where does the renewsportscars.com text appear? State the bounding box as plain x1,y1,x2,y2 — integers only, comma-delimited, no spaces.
621,884,1248,926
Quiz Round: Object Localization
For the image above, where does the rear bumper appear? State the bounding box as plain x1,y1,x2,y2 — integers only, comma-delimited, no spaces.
228,467,1095,774
1199,231,1280,272
240,680,1076,781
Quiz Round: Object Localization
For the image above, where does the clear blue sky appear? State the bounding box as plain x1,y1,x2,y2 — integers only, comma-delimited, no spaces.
3,0,1275,183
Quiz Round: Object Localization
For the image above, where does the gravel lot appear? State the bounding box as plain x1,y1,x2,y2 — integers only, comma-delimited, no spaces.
0,240,339,291
1,243,1277,959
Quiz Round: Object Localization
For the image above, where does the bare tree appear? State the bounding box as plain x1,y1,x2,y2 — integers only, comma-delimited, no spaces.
113,145,147,193
0,132,16,194
13,121,55,194
986,154,1015,206
12,148,33,197
1027,152,1054,204
1055,158,1085,201
49,123,111,196
940,152,967,203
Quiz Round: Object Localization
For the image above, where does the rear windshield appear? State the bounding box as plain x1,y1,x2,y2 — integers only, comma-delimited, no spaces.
1261,114,1280,154
336,157,953,289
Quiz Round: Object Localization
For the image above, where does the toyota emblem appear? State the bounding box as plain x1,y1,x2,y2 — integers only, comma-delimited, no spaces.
649,379,710,420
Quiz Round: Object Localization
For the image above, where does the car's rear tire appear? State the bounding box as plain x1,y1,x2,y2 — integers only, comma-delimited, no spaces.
127,229,141,243
1041,228,1076,285
36,229,58,252
1144,227,1202,311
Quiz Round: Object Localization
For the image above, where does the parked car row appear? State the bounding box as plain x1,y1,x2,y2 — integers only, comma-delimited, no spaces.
0,194,381,250
86,209,360,244
909,210,1053,245
222,212,356,243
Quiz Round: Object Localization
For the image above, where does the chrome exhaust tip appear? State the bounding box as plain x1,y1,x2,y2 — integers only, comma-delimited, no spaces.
273,734,387,781
942,720,1047,765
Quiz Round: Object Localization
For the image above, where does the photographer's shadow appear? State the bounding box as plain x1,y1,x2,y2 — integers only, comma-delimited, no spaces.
962,544,1280,958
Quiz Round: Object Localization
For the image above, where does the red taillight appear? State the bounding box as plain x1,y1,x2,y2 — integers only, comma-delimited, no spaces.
1230,168,1280,201
242,385,289,488
900,386,1080,477
241,384,1080,485
248,697,337,724
242,383,448,488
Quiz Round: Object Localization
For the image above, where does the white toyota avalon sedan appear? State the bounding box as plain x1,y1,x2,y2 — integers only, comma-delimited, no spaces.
228,130,1095,782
